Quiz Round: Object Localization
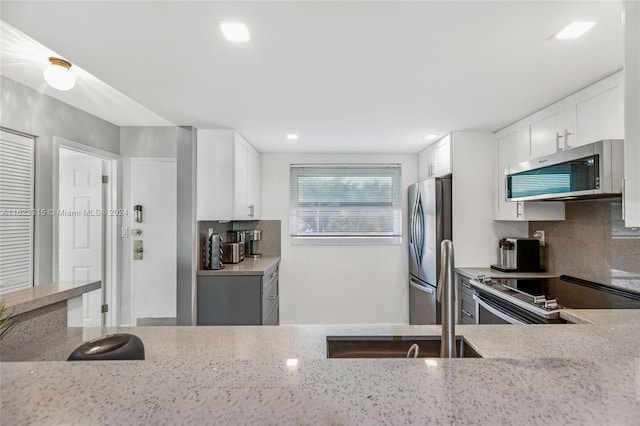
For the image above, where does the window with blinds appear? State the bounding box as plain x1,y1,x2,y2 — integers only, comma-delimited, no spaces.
0,130,35,295
289,164,402,245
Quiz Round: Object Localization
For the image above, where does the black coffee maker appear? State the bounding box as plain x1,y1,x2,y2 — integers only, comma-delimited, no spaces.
491,238,544,272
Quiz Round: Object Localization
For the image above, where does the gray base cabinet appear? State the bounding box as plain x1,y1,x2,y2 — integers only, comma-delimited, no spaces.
457,275,477,325
197,262,279,325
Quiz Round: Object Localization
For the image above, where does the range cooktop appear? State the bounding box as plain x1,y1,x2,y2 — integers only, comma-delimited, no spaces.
471,275,640,319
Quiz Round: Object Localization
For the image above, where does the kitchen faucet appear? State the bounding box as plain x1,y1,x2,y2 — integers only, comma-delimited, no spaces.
437,239,456,358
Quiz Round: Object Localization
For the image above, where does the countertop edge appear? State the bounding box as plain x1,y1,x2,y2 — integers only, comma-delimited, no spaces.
197,256,280,276
3,281,102,316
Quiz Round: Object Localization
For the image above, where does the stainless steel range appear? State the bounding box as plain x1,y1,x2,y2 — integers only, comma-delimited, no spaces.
470,275,640,325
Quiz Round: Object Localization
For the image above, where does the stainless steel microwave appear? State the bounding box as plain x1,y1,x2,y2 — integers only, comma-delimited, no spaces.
506,140,624,201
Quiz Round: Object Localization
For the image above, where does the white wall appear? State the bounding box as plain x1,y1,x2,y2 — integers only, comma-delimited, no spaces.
451,132,528,267
261,153,418,325
119,126,178,325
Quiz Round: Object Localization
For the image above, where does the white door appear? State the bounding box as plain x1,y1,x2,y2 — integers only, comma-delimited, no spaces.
59,148,103,327
131,158,177,325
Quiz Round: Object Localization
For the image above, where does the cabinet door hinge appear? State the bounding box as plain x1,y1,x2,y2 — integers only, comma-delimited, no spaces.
101,304,109,313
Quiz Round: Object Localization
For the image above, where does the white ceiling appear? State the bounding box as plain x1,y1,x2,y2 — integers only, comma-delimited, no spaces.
0,1,623,153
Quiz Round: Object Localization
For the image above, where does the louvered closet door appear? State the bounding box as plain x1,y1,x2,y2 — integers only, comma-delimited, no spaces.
0,130,35,295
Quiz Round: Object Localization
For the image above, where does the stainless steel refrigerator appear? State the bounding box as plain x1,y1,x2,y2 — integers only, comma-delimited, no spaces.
408,176,452,325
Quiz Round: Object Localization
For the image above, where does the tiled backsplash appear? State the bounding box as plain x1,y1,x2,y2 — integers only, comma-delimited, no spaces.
529,200,640,292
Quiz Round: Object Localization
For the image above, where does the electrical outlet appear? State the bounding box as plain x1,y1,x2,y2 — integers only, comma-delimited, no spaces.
533,230,545,246
121,227,128,238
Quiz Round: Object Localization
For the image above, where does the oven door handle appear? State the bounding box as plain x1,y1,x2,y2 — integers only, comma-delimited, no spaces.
473,294,527,325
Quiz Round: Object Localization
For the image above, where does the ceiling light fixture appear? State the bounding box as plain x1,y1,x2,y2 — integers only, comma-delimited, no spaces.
43,57,76,91
554,21,596,39
286,133,299,140
220,22,250,42
423,134,439,141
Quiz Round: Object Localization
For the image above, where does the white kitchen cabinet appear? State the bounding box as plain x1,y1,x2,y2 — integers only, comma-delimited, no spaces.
527,101,566,159
234,134,261,220
196,129,261,221
493,123,564,221
494,124,525,221
247,148,261,219
623,2,640,227
418,134,452,179
565,71,624,149
524,71,623,159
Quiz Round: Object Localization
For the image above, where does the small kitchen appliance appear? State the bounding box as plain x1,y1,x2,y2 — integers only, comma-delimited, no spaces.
246,229,262,258
222,242,244,263
205,229,224,270
491,238,543,272
227,230,249,258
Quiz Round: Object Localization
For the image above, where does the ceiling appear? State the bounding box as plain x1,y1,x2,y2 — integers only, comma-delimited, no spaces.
0,1,623,154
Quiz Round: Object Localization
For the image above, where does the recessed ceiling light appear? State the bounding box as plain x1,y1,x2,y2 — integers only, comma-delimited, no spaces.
423,134,439,141
43,57,75,91
286,133,299,140
220,22,250,42
554,22,596,39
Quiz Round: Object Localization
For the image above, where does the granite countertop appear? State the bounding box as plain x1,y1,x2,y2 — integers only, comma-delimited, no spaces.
2,357,636,425
197,256,280,276
1,280,101,316
2,296,640,424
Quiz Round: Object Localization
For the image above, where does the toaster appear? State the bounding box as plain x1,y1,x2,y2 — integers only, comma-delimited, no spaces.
222,242,245,263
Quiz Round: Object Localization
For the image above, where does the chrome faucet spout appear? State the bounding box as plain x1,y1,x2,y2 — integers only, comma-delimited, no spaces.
436,239,456,358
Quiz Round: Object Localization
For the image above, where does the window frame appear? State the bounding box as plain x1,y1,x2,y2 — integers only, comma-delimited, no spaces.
289,163,402,246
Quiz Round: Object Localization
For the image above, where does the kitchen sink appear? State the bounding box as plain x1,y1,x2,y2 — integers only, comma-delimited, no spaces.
326,335,481,359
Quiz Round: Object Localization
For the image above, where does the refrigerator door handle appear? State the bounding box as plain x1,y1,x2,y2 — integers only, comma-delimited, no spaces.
410,191,421,264
416,194,424,259
410,279,434,295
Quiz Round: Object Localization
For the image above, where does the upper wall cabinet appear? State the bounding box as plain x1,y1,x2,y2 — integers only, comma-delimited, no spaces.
197,129,261,221
623,2,640,227
493,71,624,222
525,71,623,159
566,71,624,148
527,101,566,158
494,123,565,222
419,134,452,180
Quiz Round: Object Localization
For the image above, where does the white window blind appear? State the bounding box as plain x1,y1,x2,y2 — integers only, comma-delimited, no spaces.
289,164,402,245
0,129,35,295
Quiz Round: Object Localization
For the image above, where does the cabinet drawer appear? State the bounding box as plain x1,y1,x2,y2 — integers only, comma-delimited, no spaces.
262,275,278,316
262,263,279,291
263,300,279,325
459,296,476,325
458,276,475,298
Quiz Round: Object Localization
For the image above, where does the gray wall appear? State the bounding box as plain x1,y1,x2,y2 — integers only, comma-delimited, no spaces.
176,126,196,325
119,126,179,325
0,76,120,285
530,200,640,292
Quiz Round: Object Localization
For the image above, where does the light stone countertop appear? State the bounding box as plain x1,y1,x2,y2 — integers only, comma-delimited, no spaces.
2,301,640,424
1,280,101,316
2,357,637,426
197,256,280,276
